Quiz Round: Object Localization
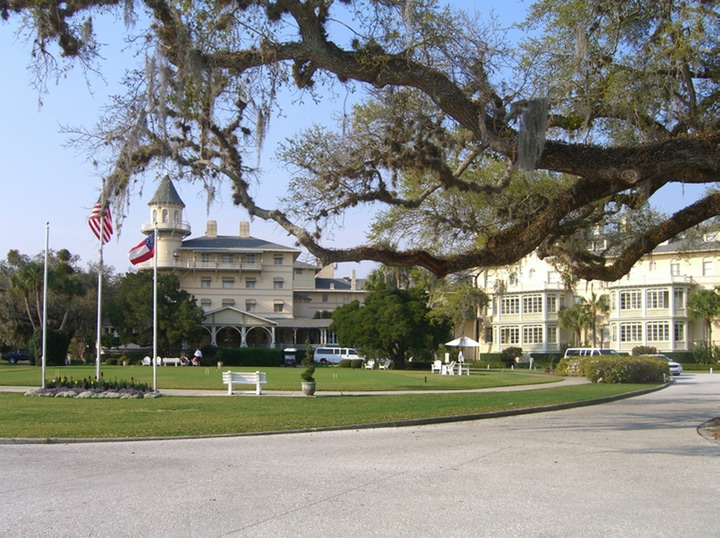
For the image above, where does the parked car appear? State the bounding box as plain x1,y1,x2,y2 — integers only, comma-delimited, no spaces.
641,354,683,376
313,347,365,365
564,347,619,358
2,349,32,364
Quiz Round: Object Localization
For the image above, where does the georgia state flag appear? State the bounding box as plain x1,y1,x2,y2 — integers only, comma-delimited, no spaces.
128,232,155,265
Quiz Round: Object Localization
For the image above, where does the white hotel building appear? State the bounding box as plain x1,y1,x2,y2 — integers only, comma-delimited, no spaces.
134,177,366,348
474,239,720,355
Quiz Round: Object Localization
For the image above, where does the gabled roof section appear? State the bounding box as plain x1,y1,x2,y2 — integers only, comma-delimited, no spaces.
181,235,300,253
149,176,185,208
202,306,278,326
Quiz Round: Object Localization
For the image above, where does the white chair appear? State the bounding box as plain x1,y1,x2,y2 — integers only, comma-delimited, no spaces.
364,359,375,370
431,360,442,374
442,361,456,375
378,359,391,370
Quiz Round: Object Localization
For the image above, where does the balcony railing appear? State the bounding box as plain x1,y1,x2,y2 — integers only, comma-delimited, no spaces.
141,221,192,233
160,260,263,271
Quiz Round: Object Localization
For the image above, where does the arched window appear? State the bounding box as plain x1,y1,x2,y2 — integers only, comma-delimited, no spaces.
173,210,179,224
162,209,169,223
152,209,158,224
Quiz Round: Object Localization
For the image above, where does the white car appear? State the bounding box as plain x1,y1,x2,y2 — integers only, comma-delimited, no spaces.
643,354,683,376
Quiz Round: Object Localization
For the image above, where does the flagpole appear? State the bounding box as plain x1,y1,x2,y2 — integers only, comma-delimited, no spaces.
41,222,49,388
95,191,105,381
152,223,158,392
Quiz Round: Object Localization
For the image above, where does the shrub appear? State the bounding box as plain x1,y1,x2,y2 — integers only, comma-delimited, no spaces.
500,346,523,367
632,345,658,356
301,344,315,382
585,356,667,383
692,342,719,364
556,356,588,377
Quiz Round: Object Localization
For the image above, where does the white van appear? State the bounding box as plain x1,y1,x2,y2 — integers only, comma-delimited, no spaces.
564,347,619,358
313,347,364,364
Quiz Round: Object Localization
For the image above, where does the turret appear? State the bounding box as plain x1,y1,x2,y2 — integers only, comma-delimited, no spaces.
141,176,191,266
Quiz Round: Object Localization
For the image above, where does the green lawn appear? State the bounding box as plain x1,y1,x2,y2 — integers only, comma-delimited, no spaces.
0,364,660,440
0,364,558,392
0,384,655,439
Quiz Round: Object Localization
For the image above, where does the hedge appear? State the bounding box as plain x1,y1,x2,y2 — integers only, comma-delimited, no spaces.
556,355,668,383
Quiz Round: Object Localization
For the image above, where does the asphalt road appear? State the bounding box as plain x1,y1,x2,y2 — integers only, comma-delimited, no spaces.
1,374,718,537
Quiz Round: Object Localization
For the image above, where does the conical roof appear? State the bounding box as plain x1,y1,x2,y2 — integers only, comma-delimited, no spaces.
148,176,185,207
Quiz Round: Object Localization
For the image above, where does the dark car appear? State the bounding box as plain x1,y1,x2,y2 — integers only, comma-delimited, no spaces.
2,349,31,364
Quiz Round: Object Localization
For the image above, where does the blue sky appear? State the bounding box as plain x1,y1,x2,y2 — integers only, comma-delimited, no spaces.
0,1,707,278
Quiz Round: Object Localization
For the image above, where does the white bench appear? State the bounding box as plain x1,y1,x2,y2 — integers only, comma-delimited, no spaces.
222,371,267,395
162,357,183,367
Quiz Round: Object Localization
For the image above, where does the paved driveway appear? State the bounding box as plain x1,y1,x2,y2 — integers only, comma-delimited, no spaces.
1,374,718,537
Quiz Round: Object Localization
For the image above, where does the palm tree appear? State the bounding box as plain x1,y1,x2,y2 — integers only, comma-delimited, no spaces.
558,303,587,346
579,292,609,348
688,288,720,345
9,261,44,331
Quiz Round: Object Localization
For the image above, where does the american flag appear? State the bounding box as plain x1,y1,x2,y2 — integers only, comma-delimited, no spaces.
88,202,113,244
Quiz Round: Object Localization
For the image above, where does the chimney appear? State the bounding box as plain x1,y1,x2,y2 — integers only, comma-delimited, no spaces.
351,269,356,291
206,220,217,238
239,221,250,238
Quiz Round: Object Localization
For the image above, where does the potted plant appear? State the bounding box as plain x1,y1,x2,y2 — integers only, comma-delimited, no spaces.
301,343,316,396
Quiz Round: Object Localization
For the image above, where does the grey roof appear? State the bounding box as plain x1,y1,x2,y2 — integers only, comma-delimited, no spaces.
294,260,319,270
315,277,367,291
180,235,300,253
651,238,720,255
148,176,185,208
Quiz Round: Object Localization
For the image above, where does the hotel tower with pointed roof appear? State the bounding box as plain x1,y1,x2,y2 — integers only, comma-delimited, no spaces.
135,177,366,348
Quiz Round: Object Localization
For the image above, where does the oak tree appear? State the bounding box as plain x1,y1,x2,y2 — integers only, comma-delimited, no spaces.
3,0,718,279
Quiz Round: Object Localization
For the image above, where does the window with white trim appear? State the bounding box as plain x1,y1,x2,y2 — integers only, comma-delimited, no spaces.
703,260,713,276
222,277,234,289
274,255,284,265
273,278,284,289
522,294,542,314
499,327,520,344
619,290,642,310
200,277,211,288
523,325,543,344
674,289,685,310
646,289,668,309
547,295,557,313
671,262,680,276
547,324,557,344
245,299,256,312
646,322,669,342
245,277,256,289
620,322,642,342
674,322,685,342
501,296,520,315
222,298,235,307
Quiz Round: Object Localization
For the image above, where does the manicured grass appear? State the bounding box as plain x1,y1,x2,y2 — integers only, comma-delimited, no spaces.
0,383,656,440
0,364,558,392
0,365,660,439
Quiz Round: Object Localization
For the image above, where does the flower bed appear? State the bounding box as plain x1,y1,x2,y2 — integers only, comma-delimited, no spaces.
25,387,161,399
24,375,161,398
